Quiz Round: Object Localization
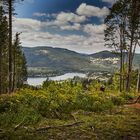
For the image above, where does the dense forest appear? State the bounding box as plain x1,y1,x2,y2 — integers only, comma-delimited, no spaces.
0,0,140,139
0,0,27,94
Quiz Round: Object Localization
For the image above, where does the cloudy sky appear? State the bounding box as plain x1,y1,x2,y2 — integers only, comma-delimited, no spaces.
13,0,117,54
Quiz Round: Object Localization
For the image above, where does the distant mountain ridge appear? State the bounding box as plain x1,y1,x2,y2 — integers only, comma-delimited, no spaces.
23,46,140,74
89,50,119,58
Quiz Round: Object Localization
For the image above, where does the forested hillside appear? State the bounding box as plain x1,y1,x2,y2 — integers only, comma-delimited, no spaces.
23,47,140,76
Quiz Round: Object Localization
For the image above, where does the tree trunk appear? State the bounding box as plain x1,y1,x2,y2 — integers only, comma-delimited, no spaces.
8,0,13,93
119,24,125,92
126,0,138,93
12,46,16,91
122,50,125,91
0,45,2,94
126,51,132,92
136,64,140,93
126,33,134,92
120,48,123,92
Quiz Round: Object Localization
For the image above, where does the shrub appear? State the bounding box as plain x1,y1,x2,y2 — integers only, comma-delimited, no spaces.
110,95,125,105
0,80,132,126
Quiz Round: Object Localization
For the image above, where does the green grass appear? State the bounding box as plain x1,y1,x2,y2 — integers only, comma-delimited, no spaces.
0,81,139,139
0,107,140,140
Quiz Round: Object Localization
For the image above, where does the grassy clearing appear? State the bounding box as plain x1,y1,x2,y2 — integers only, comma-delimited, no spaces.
0,81,140,139
0,106,140,140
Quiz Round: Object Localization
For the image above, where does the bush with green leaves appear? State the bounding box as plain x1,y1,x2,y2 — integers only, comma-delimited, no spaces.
0,79,134,127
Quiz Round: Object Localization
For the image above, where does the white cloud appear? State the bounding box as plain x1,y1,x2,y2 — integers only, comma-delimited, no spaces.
31,12,86,31
0,1,2,6
60,23,81,30
25,0,35,4
13,17,42,32
13,17,108,53
0,1,5,7
102,0,116,4
83,24,106,50
77,3,109,18
56,12,86,24
10,2,140,54
33,12,47,17
12,3,114,53
30,4,109,32
84,24,106,35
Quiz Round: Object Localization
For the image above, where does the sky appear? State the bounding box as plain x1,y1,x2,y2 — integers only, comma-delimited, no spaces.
12,0,118,54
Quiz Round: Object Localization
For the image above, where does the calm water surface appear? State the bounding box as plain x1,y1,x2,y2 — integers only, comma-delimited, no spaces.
27,73,86,86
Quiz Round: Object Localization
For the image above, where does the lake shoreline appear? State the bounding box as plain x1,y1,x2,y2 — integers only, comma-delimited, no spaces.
27,73,87,86
27,71,88,78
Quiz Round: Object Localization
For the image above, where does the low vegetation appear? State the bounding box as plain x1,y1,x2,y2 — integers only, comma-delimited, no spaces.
0,80,140,139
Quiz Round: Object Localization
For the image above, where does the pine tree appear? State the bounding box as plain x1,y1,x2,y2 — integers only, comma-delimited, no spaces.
8,0,14,93
105,0,140,92
104,0,127,92
0,6,9,94
2,0,24,93
1,0,15,93
12,33,27,90
125,0,140,92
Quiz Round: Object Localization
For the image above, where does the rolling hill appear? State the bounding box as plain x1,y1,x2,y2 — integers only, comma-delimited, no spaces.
22,46,140,76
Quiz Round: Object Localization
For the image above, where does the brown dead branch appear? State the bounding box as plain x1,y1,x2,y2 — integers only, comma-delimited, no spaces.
14,119,26,131
36,121,84,132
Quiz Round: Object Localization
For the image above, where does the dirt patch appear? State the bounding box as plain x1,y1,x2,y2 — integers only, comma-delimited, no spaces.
129,103,140,110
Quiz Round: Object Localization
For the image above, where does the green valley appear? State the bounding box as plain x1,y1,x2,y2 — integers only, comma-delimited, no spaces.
23,47,140,77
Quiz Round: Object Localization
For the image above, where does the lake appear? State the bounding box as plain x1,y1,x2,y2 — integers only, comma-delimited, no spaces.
27,73,86,86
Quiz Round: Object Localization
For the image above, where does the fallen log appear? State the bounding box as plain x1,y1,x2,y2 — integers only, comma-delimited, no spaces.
36,121,84,132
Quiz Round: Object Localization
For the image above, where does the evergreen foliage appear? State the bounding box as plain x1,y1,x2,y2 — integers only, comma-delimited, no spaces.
0,3,27,94
104,0,140,92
